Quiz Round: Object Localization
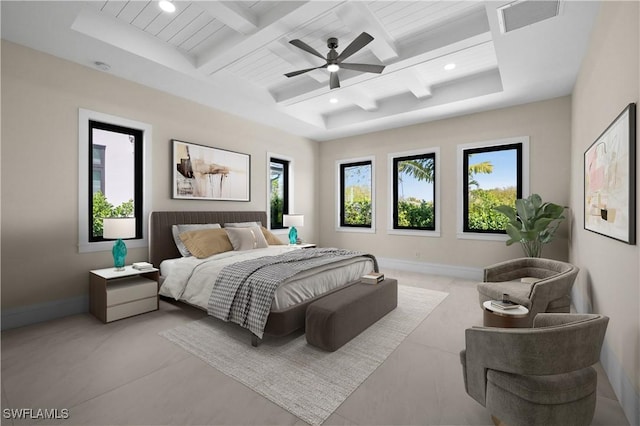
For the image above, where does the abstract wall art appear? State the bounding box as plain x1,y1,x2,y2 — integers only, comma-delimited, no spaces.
173,140,250,201
584,103,636,244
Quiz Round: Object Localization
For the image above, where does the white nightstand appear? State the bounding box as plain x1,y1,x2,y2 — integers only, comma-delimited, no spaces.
89,266,159,323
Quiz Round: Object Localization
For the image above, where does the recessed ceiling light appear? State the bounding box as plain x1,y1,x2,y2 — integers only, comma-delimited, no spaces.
159,0,176,13
444,63,456,71
327,64,340,73
329,98,339,104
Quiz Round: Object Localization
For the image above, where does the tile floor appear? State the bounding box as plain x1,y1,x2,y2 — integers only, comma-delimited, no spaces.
1,270,631,425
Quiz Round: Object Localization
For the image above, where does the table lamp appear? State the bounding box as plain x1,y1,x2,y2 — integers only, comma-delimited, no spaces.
102,217,136,271
282,214,304,245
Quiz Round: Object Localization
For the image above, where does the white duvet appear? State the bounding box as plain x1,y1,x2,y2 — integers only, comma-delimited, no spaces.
158,246,374,310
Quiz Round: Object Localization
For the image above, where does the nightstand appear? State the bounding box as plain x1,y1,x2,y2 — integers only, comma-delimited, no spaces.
89,266,159,323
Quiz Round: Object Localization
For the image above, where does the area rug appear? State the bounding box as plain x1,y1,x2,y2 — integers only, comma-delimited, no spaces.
159,285,448,426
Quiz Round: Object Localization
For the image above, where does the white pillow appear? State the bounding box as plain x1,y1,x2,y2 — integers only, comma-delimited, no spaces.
172,223,221,257
223,221,262,228
225,226,268,251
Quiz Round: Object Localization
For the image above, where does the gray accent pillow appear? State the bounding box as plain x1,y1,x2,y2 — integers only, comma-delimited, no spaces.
223,221,262,228
225,226,269,251
172,223,221,257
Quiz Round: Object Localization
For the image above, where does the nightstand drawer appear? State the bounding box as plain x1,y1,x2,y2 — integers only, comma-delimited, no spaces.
106,277,157,306
106,297,157,322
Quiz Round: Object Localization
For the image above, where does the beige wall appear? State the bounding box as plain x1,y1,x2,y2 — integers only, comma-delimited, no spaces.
570,1,639,423
1,41,318,310
318,97,572,269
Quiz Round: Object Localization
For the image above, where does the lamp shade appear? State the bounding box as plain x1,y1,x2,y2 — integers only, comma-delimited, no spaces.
102,217,136,239
283,214,304,228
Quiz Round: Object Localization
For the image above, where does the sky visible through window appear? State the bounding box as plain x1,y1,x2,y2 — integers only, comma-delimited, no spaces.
469,149,517,189
397,160,434,202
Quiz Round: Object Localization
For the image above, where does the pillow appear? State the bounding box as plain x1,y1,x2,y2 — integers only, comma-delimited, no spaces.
223,221,262,228
225,226,269,251
178,228,233,259
261,226,284,245
172,223,221,257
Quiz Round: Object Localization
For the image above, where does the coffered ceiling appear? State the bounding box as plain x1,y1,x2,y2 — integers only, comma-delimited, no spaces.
1,1,600,141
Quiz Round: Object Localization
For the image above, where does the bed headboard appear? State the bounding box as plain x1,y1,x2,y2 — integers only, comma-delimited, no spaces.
148,211,268,267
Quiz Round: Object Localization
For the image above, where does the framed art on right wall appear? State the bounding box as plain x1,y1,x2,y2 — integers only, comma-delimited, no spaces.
584,103,637,244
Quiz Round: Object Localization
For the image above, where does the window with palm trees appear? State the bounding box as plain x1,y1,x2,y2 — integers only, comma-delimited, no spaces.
392,152,436,230
339,159,373,228
269,157,289,229
462,143,523,233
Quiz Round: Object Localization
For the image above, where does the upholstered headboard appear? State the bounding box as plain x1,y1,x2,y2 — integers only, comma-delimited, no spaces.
148,211,268,268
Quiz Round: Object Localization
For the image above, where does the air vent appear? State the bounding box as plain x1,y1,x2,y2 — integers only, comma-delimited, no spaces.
498,0,561,34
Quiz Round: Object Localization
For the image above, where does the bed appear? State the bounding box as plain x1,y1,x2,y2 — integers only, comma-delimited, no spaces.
149,211,376,345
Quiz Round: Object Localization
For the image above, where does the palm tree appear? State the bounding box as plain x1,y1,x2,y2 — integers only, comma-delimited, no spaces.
468,161,493,189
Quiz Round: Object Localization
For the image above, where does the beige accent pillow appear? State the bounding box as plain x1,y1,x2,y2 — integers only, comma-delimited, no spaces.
178,228,233,259
261,226,284,245
225,226,269,251
172,223,221,257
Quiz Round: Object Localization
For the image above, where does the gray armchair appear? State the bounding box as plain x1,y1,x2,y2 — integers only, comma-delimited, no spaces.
478,258,579,327
460,313,609,426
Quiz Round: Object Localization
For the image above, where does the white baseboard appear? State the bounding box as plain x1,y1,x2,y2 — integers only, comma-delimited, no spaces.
1,295,89,331
571,288,638,425
376,257,483,281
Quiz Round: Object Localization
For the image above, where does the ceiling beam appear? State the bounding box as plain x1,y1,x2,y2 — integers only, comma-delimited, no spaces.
196,2,343,76
403,71,433,100
348,88,379,112
198,2,257,35
334,2,398,62
269,41,328,84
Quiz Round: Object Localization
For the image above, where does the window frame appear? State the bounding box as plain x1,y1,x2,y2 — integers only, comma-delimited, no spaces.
335,156,376,233
456,136,529,240
388,147,440,237
78,109,152,253
266,153,293,232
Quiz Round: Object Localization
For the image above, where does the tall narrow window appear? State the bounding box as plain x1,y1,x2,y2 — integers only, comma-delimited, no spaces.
89,121,143,242
462,142,524,234
269,157,289,229
338,159,374,228
392,152,436,231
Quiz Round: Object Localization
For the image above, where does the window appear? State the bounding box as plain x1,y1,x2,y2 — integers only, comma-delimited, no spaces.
79,109,152,252
269,156,290,229
337,158,375,231
89,121,143,242
457,137,529,239
389,148,439,235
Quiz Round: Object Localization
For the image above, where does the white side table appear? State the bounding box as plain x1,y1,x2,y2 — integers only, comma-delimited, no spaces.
90,266,159,323
482,300,530,328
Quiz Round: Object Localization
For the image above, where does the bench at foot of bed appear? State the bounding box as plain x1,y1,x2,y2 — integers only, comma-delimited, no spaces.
305,278,398,352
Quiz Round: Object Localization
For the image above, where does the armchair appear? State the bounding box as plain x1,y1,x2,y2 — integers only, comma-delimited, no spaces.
478,258,579,327
460,313,608,426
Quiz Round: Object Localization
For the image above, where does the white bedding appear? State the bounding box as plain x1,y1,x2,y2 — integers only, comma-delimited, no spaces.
159,246,374,310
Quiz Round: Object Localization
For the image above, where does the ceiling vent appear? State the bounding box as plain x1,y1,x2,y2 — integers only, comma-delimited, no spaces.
498,0,561,34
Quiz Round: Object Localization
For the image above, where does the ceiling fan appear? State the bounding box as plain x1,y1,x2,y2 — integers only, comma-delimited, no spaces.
284,32,385,90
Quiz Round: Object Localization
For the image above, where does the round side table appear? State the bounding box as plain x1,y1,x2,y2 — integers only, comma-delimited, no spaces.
482,301,530,328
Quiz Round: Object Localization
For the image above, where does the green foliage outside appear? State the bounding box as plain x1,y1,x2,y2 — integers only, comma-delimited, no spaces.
468,187,516,231
344,184,372,225
397,199,434,228
270,177,284,228
92,191,134,237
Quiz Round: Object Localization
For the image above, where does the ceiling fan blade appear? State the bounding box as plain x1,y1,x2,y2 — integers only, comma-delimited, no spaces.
336,32,374,62
284,65,325,78
289,39,326,60
330,72,340,89
340,63,385,74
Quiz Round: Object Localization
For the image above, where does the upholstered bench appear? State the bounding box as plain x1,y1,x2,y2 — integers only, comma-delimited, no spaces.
305,278,398,351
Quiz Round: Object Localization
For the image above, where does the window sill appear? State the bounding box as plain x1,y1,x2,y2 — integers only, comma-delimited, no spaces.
79,238,148,253
335,227,376,234
387,229,441,238
456,233,508,242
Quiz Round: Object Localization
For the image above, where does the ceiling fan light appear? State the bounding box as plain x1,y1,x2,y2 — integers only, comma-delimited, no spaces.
327,64,340,73
159,0,176,13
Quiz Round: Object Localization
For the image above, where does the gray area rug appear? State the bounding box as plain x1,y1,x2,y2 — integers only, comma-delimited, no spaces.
160,285,448,425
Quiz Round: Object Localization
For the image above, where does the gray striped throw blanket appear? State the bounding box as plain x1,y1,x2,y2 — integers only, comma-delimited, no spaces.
207,248,378,338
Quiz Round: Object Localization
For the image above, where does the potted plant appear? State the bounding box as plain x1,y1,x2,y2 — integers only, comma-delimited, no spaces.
494,194,566,258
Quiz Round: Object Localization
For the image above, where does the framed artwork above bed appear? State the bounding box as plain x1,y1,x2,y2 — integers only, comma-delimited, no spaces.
172,139,250,201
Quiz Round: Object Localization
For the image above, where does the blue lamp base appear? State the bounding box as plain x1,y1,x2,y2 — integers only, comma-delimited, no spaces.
288,226,298,245
112,239,128,271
